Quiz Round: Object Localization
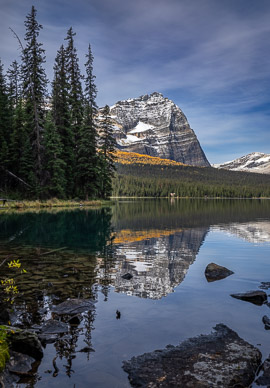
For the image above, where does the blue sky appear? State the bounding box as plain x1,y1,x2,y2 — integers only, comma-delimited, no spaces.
1,0,270,163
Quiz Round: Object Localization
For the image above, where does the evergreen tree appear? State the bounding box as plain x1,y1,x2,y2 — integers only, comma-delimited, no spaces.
44,112,66,198
21,5,48,190
9,98,26,176
64,27,83,146
52,44,74,196
7,60,21,108
98,105,117,198
77,44,99,199
0,60,12,174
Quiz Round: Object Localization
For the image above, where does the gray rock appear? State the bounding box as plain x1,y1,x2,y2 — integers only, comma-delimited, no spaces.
205,263,234,282
8,351,35,376
51,298,95,316
107,92,210,167
230,290,267,305
123,324,261,388
256,356,270,386
40,319,69,334
262,315,270,330
8,329,43,360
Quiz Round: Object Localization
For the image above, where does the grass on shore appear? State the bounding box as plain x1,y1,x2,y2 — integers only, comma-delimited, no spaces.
0,198,108,211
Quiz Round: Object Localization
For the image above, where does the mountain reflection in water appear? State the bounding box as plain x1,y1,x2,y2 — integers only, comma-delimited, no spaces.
0,199,270,387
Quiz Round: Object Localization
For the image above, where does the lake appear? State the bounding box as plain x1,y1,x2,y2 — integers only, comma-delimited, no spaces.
0,199,270,387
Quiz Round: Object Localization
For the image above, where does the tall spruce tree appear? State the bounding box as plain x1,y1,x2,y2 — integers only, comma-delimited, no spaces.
98,105,117,199
52,44,74,196
44,112,66,198
64,27,83,147
77,44,99,199
0,60,12,180
21,5,48,191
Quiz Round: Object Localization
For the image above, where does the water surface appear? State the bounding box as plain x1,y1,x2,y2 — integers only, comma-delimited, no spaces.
0,199,270,387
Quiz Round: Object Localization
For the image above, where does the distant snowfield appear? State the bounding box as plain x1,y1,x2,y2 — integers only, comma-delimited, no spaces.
213,152,270,174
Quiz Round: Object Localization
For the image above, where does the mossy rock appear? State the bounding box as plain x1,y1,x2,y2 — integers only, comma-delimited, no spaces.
0,326,10,372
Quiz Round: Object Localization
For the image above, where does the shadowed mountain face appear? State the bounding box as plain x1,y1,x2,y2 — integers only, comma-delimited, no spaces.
108,92,210,167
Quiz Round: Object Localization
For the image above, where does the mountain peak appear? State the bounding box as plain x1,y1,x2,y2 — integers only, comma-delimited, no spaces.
107,93,210,167
213,152,270,174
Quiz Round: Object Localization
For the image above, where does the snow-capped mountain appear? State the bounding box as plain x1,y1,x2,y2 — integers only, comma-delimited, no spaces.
108,92,210,167
213,152,270,174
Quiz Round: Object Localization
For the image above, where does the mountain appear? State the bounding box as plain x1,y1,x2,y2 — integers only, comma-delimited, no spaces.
109,92,210,167
213,152,270,174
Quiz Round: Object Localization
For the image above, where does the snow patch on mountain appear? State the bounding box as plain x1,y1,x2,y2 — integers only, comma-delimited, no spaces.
213,152,270,174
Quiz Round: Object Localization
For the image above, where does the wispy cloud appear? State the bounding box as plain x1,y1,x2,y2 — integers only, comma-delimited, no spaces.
1,0,270,163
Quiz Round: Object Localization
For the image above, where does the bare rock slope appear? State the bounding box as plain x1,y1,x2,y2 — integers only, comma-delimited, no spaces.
109,92,210,167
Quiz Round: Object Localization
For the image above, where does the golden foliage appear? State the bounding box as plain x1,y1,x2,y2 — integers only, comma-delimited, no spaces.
115,151,185,167
114,228,183,244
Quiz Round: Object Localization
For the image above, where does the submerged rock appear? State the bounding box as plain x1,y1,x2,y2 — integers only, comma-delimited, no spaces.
51,298,95,316
256,355,270,386
262,315,270,330
205,263,234,282
123,324,261,388
230,290,267,305
40,319,69,334
259,281,270,290
122,273,133,280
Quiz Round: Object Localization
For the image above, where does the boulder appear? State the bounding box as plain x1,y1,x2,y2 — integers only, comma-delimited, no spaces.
7,351,35,376
8,330,43,360
230,290,267,305
205,263,234,282
123,324,261,388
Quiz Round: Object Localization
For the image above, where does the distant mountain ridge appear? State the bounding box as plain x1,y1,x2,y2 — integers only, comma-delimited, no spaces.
108,92,210,167
213,152,270,174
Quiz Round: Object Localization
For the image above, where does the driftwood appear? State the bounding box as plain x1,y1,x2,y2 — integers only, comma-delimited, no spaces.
1,167,32,188
39,247,67,257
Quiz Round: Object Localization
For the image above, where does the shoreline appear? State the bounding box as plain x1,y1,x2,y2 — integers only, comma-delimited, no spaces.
0,199,112,211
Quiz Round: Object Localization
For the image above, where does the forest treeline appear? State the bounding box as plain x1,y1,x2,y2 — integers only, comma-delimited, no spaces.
0,6,116,200
113,162,270,198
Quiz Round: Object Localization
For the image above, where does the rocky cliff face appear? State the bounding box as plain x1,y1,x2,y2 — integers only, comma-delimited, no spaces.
213,152,270,174
109,92,210,167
